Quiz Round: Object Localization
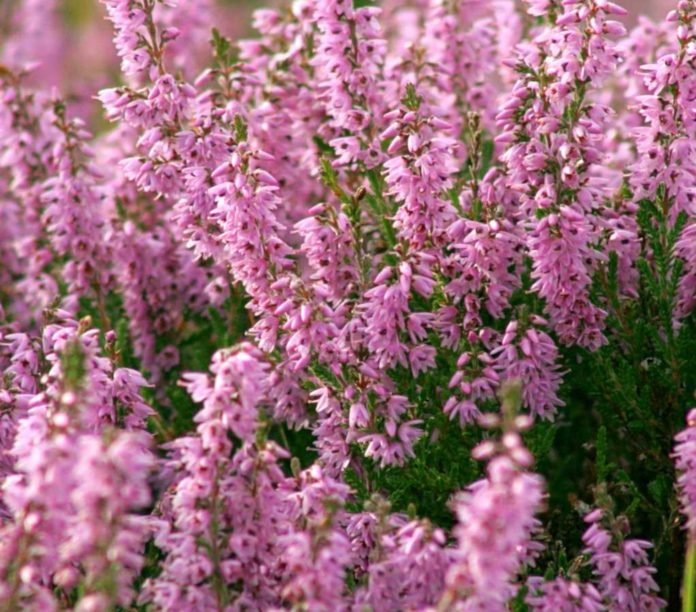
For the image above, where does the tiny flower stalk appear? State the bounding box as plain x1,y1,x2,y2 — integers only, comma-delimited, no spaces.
684,540,696,612
438,379,545,609
459,111,488,220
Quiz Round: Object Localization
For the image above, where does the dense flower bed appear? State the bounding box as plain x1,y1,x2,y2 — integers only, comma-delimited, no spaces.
1,0,696,609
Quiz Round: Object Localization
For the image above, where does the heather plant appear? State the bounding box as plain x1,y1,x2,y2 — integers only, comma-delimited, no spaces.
4,0,696,610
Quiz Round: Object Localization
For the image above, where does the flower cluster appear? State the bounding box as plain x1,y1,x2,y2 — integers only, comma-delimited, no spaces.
1,0,695,608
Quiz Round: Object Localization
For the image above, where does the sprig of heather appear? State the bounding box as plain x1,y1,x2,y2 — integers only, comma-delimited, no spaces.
278,464,352,610
41,100,112,302
498,0,629,350
438,381,545,609
0,0,64,86
524,498,666,610
493,318,565,420
350,86,456,382
142,344,294,609
381,90,459,250
0,314,154,609
582,508,665,610
631,2,696,324
113,221,211,382
237,6,326,225
0,329,39,516
99,0,224,268
351,495,448,610
674,408,696,610
631,2,696,222
101,0,179,81
208,124,296,339
421,0,500,130
0,75,62,324
58,430,154,611
0,72,113,326
675,409,696,538
311,0,387,161
526,576,603,611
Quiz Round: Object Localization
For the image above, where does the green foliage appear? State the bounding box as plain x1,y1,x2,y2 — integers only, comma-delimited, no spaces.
233,114,248,143
60,339,87,391
402,82,422,111
211,28,236,68
368,420,482,527
544,194,696,605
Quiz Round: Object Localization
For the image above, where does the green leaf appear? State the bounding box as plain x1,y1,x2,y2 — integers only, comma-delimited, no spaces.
402,83,422,111
596,425,608,482
478,139,495,177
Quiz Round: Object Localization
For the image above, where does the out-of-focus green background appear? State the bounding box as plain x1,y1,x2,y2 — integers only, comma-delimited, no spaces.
62,0,263,29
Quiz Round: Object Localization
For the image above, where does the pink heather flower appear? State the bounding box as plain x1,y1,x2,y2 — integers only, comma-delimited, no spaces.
528,208,607,350
440,408,545,608
311,0,387,159
357,420,424,469
630,3,696,223
445,217,523,322
497,0,627,350
295,205,358,300
526,576,603,611
421,0,501,129
182,343,271,445
582,510,665,610
208,139,297,347
0,329,39,518
114,221,210,382
280,530,351,610
40,104,112,299
1,0,65,87
310,386,352,476
59,431,154,608
101,0,174,80
143,344,299,609
443,457,544,607
602,204,641,300
382,98,458,249
333,381,425,468
444,330,499,426
675,223,696,321
145,439,293,610
0,74,111,321
346,510,393,576
279,465,352,610
237,8,326,225
409,344,437,376
0,316,154,609
493,319,565,420
674,408,696,537
355,516,448,610
360,268,415,371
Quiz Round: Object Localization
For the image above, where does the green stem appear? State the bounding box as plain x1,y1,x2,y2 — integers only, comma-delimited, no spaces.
683,538,696,612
